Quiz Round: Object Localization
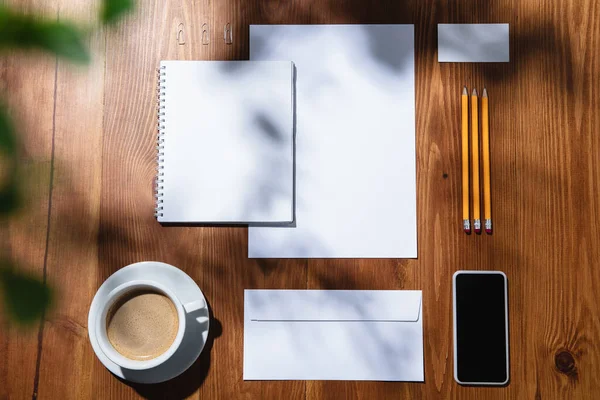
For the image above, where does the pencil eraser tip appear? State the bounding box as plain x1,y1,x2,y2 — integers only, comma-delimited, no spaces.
464,228,471,234
475,228,481,234
485,228,492,234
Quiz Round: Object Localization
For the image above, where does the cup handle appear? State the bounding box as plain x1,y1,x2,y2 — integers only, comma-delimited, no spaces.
183,298,206,313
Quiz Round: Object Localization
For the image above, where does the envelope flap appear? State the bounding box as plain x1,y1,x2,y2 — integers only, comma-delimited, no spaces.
246,290,422,322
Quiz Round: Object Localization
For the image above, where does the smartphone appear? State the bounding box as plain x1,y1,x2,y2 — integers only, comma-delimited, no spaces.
453,271,509,385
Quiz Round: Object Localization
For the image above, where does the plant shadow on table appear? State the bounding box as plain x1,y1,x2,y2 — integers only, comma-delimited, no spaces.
237,0,568,91
119,303,222,399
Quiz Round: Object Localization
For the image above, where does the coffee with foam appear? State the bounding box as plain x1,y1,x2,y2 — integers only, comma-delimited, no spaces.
106,290,179,361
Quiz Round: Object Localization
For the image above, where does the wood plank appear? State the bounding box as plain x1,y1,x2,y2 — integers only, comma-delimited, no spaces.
304,0,436,398
507,0,600,398
33,1,105,398
210,2,309,399
422,1,519,398
0,1,58,398
97,0,203,397
96,1,308,398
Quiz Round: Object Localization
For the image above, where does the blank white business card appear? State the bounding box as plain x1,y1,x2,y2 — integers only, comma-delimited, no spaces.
438,24,509,62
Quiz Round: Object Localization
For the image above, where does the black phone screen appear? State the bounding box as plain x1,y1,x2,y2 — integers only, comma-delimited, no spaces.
454,272,508,384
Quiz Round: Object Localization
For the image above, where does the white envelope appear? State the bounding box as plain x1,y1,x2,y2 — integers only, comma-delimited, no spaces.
243,290,424,381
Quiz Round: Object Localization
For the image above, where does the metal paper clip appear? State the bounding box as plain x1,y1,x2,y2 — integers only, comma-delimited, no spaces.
177,23,185,45
224,23,233,45
202,23,210,45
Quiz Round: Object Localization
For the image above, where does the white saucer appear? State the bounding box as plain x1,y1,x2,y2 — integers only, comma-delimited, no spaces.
88,261,210,384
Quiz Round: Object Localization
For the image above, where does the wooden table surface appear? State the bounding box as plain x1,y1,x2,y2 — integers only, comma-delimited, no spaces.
1,0,599,398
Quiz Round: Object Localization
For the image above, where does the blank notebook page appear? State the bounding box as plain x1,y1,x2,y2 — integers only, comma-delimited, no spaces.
157,61,294,223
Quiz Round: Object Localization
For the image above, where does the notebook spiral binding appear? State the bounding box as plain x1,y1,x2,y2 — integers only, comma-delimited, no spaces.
155,65,166,218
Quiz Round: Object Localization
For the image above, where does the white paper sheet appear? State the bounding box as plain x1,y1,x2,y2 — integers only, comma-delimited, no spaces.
158,61,294,223
438,24,510,62
248,25,417,258
243,290,424,381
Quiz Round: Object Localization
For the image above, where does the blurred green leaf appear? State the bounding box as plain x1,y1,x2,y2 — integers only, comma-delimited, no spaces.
0,106,20,215
0,265,52,325
0,179,20,215
0,6,90,64
101,0,134,25
0,106,16,154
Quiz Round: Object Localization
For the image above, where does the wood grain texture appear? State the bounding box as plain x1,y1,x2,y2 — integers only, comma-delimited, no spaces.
34,1,106,398
1,0,599,398
0,0,57,398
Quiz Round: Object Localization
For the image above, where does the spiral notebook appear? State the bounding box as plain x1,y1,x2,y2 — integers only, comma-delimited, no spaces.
155,61,295,224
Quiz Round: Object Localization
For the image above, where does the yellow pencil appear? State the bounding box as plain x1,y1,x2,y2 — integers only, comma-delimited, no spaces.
471,88,481,233
482,88,492,233
461,87,470,233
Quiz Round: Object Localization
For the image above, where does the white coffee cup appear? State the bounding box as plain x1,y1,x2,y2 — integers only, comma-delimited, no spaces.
95,279,205,370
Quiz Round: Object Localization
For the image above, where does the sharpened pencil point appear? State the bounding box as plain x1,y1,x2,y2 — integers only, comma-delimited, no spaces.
463,86,468,95
472,88,478,96
483,87,488,97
